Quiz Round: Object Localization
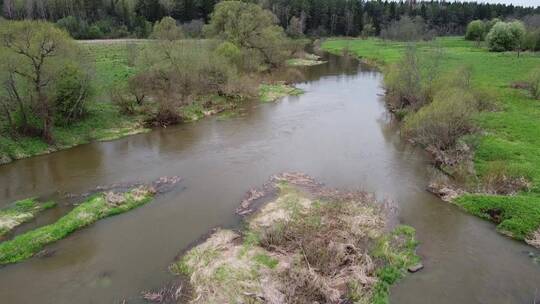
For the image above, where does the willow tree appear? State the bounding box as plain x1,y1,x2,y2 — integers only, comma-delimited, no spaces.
0,21,89,142
203,1,290,68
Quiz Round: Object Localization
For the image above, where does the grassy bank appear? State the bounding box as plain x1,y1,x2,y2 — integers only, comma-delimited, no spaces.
0,199,56,237
0,186,154,265
0,42,149,165
169,173,419,303
322,37,540,245
0,41,305,165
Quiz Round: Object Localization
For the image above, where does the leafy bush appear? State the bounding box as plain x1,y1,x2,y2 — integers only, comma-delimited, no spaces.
403,88,478,150
54,64,92,125
384,45,442,110
152,16,183,40
486,21,526,52
132,40,250,125
465,20,486,41
204,1,291,69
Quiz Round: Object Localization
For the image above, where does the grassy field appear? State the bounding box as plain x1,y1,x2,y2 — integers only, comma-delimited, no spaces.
323,37,540,244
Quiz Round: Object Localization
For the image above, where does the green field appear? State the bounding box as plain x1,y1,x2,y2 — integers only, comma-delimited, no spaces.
323,37,540,243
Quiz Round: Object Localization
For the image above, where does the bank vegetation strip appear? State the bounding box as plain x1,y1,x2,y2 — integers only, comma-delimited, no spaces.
322,37,540,246
0,4,314,165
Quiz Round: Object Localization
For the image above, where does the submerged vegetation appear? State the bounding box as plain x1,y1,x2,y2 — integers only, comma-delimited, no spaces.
0,199,56,237
169,173,419,303
322,37,540,246
0,185,155,265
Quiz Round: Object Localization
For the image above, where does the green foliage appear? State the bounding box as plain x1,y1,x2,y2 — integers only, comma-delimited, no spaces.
465,20,486,41
0,188,154,265
151,16,183,41
214,41,241,65
486,21,526,52
204,1,291,68
0,20,91,141
54,63,93,125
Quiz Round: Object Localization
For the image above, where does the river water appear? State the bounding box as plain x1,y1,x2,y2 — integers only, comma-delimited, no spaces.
0,54,539,303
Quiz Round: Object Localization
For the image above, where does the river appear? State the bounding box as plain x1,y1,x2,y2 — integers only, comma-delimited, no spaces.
0,53,539,303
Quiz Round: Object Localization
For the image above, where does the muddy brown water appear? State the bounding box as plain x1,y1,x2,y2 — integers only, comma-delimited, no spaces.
0,54,539,303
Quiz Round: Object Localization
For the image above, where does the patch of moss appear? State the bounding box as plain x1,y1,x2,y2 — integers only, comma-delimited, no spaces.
0,186,154,265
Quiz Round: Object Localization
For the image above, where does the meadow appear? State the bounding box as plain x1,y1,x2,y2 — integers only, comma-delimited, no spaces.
323,37,540,243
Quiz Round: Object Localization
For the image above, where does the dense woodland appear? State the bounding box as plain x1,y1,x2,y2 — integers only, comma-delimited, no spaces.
1,0,539,39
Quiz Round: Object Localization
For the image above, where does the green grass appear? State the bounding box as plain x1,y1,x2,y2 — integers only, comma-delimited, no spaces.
0,187,154,265
0,198,56,237
370,225,420,304
259,83,304,103
323,37,540,242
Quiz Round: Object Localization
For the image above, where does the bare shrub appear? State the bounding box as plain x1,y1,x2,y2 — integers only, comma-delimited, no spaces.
481,161,531,195
384,45,427,110
380,16,432,42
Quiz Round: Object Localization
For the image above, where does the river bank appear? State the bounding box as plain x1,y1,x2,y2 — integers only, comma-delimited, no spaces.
0,40,308,165
322,37,540,246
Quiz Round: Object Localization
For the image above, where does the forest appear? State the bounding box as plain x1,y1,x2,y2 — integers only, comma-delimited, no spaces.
2,0,540,39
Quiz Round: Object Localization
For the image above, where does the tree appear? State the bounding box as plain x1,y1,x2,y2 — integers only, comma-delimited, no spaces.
465,20,485,42
203,1,290,68
508,21,526,56
0,21,89,141
287,16,304,38
486,21,525,52
152,16,183,40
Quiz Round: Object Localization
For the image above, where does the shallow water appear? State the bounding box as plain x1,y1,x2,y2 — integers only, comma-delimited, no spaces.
0,54,539,303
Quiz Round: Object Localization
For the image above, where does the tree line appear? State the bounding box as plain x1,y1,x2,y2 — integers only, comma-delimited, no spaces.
1,0,539,39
